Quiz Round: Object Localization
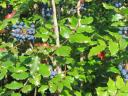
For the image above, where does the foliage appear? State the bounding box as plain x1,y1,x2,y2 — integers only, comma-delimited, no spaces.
0,0,128,96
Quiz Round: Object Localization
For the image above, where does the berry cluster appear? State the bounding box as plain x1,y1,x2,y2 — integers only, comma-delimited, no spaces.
41,3,52,19
11,22,35,42
102,0,123,8
118,64,128,81
118,27,128,39
114,2,122,8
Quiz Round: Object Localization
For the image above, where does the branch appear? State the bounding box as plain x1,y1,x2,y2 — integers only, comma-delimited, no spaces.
51,0,60,47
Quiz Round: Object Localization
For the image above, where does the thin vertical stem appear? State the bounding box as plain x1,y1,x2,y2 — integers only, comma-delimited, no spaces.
77,0,85,61
76,0,81,27
51,0,60,47
34,87,37,96
51,0,61,73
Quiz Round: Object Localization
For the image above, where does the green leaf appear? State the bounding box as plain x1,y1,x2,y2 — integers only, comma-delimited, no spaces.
21,85,32,93
102,3,114,10
96,87,108,96
77,25,94,33
116,76,125,89
11,92,21,96
38,85,48,93
117,92,128,96
111,21,125,26
61,90,72,96
56,82,63,92
85,0,92,2
112,14,123,22
41,0,48,3
11,72,29,80
35,34,49,42
35,27,50,42
0,67,7,80
69,17,78,27
107,78,117,95
109,41,119,56
68,68,79,79
121,8,128,15
29,74,41,86
74,91,82,96
49,82,57,93
0,2,6,8
98,40,106,47
81,17,94,24
30,56,40,74
41,34,49,42
121,82,128,93
119,39,127,50
60,26,71,39
5,81,23,90
55,46,71,56
3,60,14,68
39,64,50,77
107,67,120,74
88,45,105,57
12,66,27,73
69,34,90,43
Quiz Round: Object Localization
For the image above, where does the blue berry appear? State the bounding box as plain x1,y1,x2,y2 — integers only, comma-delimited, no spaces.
28,35,34,40
121,69,127,76
50,71,57,78
15,34,20,38
118,64,123,71
31,24,35,28
20,22,24,26
115,2,122,8
11,22,35,42
125,74,128,79
12,25,17,29
41,5,52,19
119,31,123,34
124,27,128,31
15,28,20,33
18,25,23,29
119,27,124,31
51,71,57,76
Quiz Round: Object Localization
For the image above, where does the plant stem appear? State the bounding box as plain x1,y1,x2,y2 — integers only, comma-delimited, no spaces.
34,87,37,96
77,0,84,61
76,0,81,27
51,0,60,47
51,0,62,73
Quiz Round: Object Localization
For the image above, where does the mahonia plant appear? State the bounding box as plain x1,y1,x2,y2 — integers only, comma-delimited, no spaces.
0,0,128,96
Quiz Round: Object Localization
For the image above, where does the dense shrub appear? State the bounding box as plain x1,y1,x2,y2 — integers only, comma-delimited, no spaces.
0,0,128,96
